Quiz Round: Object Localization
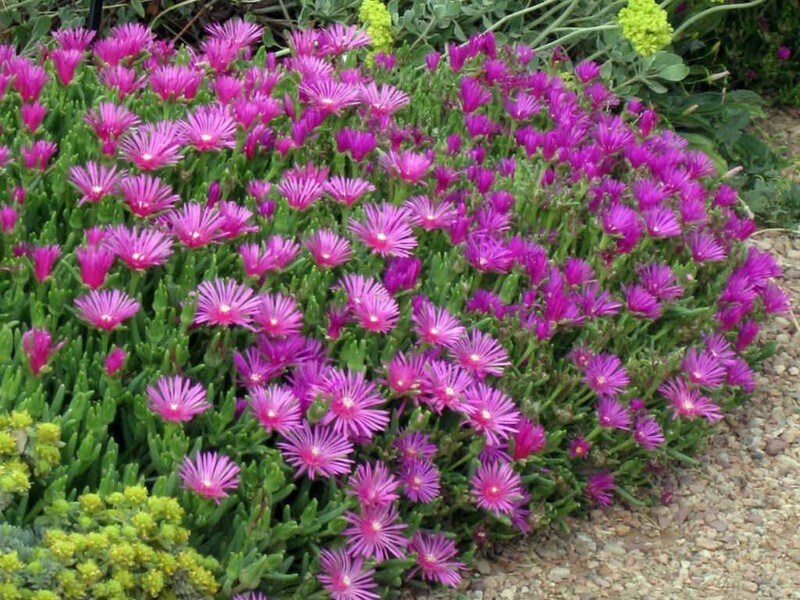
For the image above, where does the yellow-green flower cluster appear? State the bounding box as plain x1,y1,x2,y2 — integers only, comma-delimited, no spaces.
618,0,674,56
0,412,62,511
0,486,219,599
358,0,393,55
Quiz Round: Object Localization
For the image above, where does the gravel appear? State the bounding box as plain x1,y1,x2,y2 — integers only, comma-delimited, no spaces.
427,231,800,600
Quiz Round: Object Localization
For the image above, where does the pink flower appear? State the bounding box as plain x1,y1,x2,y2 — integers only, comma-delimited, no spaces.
404,195,458,230
85,102,140,143
319,23,372,55
75,244,115,289
21,101,47,133
471,461,523,516
681,348,726,389
168,203,225,248
51,49,84,85
420,361,473,412
68,162,122,205
323,176,375,207
777,46,791,61
253,293,304,337
277,423,354,480
30,244,61,282
52,27,96,51
408,532,465,588
150,64,203,101
512,418,546,460
398,460,440,503
74,289,140,330
343,504,408,562
278,164,328,210
379,149,432,184
448,330,510,379
461,383,521,444
147,375,211,422
318,369,389,440
249,385,302,435
104,347,126,375
596,396,632,430
10,59,48,102
360,82,411,117
586,471,616,506
104,225,173,271
317,548,379,600
194,278,260,328
347,461,400,508
304,230,352,268
412,302,465,347
234,347,281,389
633,413,665,449
21,140,57,170
22,328,65,375
118,174,179,217
0,205,17,234
179,451,240,504
181,105,237,151
659,377,723,422
582,353,630,398
299,78,361,114
119,121,184,170
349,203,417,258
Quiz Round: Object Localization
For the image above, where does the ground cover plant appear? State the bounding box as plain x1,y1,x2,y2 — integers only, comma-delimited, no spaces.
0,18,790,599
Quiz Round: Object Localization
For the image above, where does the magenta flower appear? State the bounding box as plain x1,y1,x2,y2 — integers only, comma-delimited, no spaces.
119,121,184,170
181,105,237,151
681,348,726,389
218,201,257,239
234,347,281,389
278,164,328,210
118,174,179,217
104,347,126,375
249,385,302,435
405,195,458,230
168,203,225,248
351,288,400,333
74,289,140,330
461,383,521,444
68,162,122,205
150,64,203,102
633,413,665,449
412,301,465,347
304,230,352,268
30,244,61,282
277,424,354,480
348,203,417,258
21,140,58,170
512,418,546,460
335,128,377,161
659,377,723,422
458,77,492,113
317,548,379,600
10,59,48,102
347,461,400,508
569,436,592,460
194,278,260,328
76,244,115,289
319,23,372,54
147,375,211,422
596,396,632,430
399,460,440,503
464,234,514,273
582,353,630,398
319,369,389,440
471,461,523,516
179,451,240,504
379,150,433,184
205,17,263,51
586,471,616,506
299,78,360,114
624,284,661,319
22,328,65,375
324,176,375,207
686,230,726,263
408,532,465,588
51,49,83,85
52,27,96,51
394,430,437,464
0,205,17,233
777,46,791,61
643,208,682,238
21,101,47,133
85,102,140,143
343,504,408,562
420,361,473,412
360,82,410,117
449,330,510,379
104,225,173,271
253,293,304,337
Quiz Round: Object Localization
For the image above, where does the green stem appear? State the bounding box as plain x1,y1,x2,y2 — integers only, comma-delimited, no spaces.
487,0,565,32
530,0,580,48
536,25,619,52
673,0,768,36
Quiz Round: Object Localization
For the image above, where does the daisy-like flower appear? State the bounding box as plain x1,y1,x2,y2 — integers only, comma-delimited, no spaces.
324,176,375,207
52,27,96,51
596,396,632,430
168,203,225,248
74,289,140,330
147,375,210,422
118,173,179,217
408,532,466,588
404,196,458,231
30,245,61,283
194,278,260,328
686,230,726,263
304,230,352,268
461,383,521,444
420,360,474,412
569,436,592,460
319,369,389,440
378,150,433,184
624,284,661,319
253,293,304,337
68,162,122,205
347,461,400,508
360,82,411,117
382,352,424,395
299,78,361,114
218,201,257,239
394,430,437,464
119,121,184,170
249,385,302,435
643,207,683,238
317,548,379,600
105,346,126,376
471,461,523,517
278,164,328,210
319,23,372,55
582,353,630,398
659,377,723,422
349,203,417,257
586,471,616,506
181,105,237,152
351,290,400,333
75,245,115,289
343,504,408,562
239,237,301,277
633,413,665,449
512,418,546,460
150,64,203,102
205,17,263,52
399,460,441,503
335,128,377,161
22,328,65,376
278,424,354,480
98,65,146,100
85,102,140,143
234,347,281,389
21,140,58,170
449,331,510,379
412,301,465,347
464,234,514,273
104,225,173,271
681,348,726,389
179,451,240,504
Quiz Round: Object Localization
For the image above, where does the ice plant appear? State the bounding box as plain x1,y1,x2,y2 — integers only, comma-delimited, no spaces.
22,328,65,375
147,375,211,422
249,385,302,434
408,532,465,588
74,289,140,330
343,503,408,562
278,424,354,480
471,461,523,516
179,451,240,504
30,244,61,282
317,548,380,600
193,278,260,328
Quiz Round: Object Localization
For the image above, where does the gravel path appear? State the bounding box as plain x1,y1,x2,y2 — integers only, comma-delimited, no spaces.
436,234,800,600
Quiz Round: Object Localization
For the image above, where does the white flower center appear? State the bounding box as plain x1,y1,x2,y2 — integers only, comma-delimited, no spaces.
219,304,231,314
376,232,387,242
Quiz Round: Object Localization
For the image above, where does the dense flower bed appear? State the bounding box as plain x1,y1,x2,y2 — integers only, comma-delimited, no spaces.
0,19,789,599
